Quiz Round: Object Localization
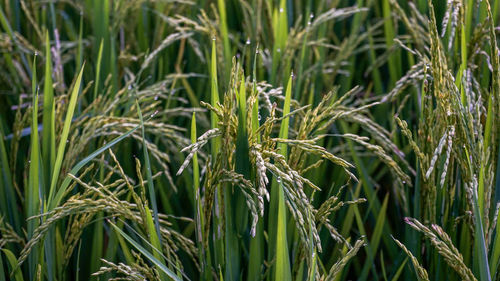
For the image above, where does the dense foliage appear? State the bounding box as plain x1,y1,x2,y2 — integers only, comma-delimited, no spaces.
0,0,499,280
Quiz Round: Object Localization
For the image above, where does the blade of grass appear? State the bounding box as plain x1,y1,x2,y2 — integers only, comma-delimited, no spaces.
89,214,103,280
472,185,491,281
210,38,224,271
133,96,167,280
42,31,55,193
144,205,168,281
47,63,85,206
275,181,291,281
382,0,401,87
93,39,103,101
270,72,293,281
390,258,408,281
27,54,40,280
191,112,211,280
50,121,142,210
270,0,288,85
109,221,182,281
92,0,110,86
2,249,24,281
210,39,220,158
217,0,231,83
359,193,389,280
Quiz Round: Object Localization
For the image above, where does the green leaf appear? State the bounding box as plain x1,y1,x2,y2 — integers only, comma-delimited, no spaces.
472,187,492,281
42,31,55,191
134,91,167,280
210,38,221,157
109,221,182,281
47,63,85,206
273,72,293,281
93,39,104,101
2,249,24,281
275,183,291,281
191,112,210,279
27,54,40,279
134,97,162,243
216,0,230,82
390,258,408,281
271,0,288,84
50,122,141,210
359,193,389,280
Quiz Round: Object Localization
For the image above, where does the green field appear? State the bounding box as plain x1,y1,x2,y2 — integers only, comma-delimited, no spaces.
0,0,499,280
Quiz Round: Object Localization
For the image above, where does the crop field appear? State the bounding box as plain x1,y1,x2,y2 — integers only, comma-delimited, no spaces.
0,0,499,280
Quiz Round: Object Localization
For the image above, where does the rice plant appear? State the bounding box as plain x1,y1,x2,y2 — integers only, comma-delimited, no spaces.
0,0,498,280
